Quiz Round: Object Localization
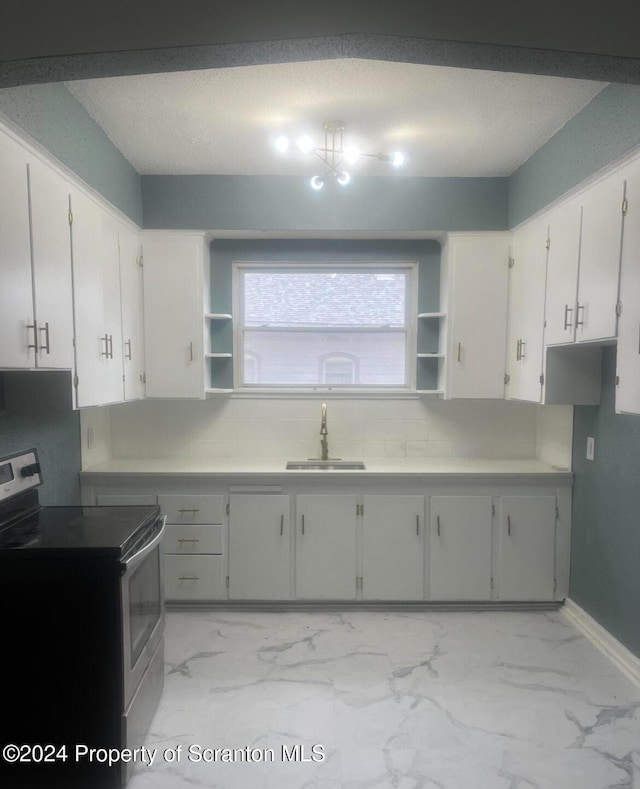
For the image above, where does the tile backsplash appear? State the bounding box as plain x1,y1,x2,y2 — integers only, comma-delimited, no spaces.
84,396,546,465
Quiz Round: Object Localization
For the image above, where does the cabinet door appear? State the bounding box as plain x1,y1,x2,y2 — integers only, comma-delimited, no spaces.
447,235,509,399
430,496,492,600
544,199,582,346
70,189,124,407
228,495,290,600
362,495,424,600
616,159,640,414
0,132,34,368
576,172,624,342
506,219,548,403
295,495,357,599
118,224,145,400
28,158,74,370
142,233,206,398
499,496,556,601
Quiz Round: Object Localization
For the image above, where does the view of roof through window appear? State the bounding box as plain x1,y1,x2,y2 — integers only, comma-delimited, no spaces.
243,270,406,327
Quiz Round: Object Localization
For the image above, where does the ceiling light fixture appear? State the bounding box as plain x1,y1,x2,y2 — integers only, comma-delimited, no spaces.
273,120,405,189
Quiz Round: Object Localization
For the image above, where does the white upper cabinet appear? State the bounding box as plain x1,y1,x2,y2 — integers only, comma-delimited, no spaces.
0,132,35,369
70,188,124,407
28,158,74,370
444,234,509,399
506,218,548,403
118,223,146,401
616,158,640,414
142,232,209,399
543,198,582,346
575,171,625,343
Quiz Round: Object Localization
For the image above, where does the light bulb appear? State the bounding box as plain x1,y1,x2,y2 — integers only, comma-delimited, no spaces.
274,135,289,153
310,175,324,190
337,171,351,186
297,135,315,154
344,146,360,164
392,151,405,167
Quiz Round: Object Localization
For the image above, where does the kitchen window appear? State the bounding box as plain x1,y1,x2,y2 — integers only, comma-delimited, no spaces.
234,262,416,390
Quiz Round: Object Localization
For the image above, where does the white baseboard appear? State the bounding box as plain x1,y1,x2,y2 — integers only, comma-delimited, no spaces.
562,598,640,690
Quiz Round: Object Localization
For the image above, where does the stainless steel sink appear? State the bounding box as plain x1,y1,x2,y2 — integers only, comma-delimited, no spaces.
286,460,366,470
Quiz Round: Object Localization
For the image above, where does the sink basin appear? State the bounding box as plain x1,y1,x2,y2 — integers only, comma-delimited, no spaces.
286,460,366,470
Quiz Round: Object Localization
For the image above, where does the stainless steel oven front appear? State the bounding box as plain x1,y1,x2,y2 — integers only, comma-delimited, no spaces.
120,514,166,781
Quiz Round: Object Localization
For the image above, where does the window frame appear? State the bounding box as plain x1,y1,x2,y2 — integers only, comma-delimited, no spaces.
232,260,418,393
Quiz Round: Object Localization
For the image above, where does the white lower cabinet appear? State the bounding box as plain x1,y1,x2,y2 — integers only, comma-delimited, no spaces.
429,496,493,600
362,495,424,600
498,496,556,601
159,494,226,602
228,494,290,600
83,478,568,604
295,495,357,600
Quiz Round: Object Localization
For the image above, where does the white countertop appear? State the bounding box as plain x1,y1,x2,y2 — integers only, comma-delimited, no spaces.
80,457,572,482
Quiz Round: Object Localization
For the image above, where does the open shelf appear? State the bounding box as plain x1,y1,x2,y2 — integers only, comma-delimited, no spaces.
416,389,445,395
206,352,233,358
418,312,446,319
205,313,233,320
417,353,445,358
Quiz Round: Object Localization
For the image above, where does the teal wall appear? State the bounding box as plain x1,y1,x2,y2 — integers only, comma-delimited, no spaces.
0,377,81,506
0,83,143,225
509,84,640,227
570,347,640,658
143,175,508,232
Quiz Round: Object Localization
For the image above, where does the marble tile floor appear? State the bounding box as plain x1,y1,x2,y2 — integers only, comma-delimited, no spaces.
128,609,640,789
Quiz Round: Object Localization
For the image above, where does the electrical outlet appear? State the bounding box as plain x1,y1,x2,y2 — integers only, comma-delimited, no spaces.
586,436,595,461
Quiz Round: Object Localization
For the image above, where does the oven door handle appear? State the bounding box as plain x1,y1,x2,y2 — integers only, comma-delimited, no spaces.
121,516,166,574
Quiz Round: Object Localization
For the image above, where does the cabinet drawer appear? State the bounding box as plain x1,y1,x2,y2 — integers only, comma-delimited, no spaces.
164,555,225,601
158,494,224,524
164,524,223,554
96,494,157,505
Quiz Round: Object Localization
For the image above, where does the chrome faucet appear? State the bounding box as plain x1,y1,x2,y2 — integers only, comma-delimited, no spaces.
320,402,329,461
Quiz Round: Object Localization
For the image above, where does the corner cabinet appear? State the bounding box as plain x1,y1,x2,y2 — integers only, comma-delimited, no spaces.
141,232,210,398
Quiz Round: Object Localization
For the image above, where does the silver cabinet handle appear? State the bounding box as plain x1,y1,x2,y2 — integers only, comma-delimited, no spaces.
125,339,132,360
177,538,199,543
457,342,462,363
178,508,200,513
301,514,305,535
638,322,640,355
26,322,38,352
576,303,585,327
516,339,520,361
563,305,573,330
280,514,284,536
436,515,441,537
519,340,525,360
189,341,194,361
101,333,110,357
416,514,420,535
507,515,512,536
178,575,199,581
109,334,114,359
39,322,51,354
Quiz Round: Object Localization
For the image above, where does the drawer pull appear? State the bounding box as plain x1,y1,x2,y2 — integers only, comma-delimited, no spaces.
177,538,200,543
416,514,420,535
507,515,512,536
280,514,284,536
436,515,441,536
301,514,305,535
178,575,200,581
178,508,200,513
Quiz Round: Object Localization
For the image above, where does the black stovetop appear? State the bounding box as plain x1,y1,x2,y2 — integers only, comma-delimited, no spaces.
0,499,161,558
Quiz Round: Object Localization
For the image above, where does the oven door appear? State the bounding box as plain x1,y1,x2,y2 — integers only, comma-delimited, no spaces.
120,516,166,709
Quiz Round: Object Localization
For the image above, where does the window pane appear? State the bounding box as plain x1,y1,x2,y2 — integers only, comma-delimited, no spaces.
243,271,406,327
243,330,406,385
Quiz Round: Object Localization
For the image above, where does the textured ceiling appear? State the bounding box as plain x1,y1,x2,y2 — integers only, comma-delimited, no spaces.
66,59,606,178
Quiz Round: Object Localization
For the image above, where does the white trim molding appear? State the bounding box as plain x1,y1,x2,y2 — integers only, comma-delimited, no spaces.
562,598,640,690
